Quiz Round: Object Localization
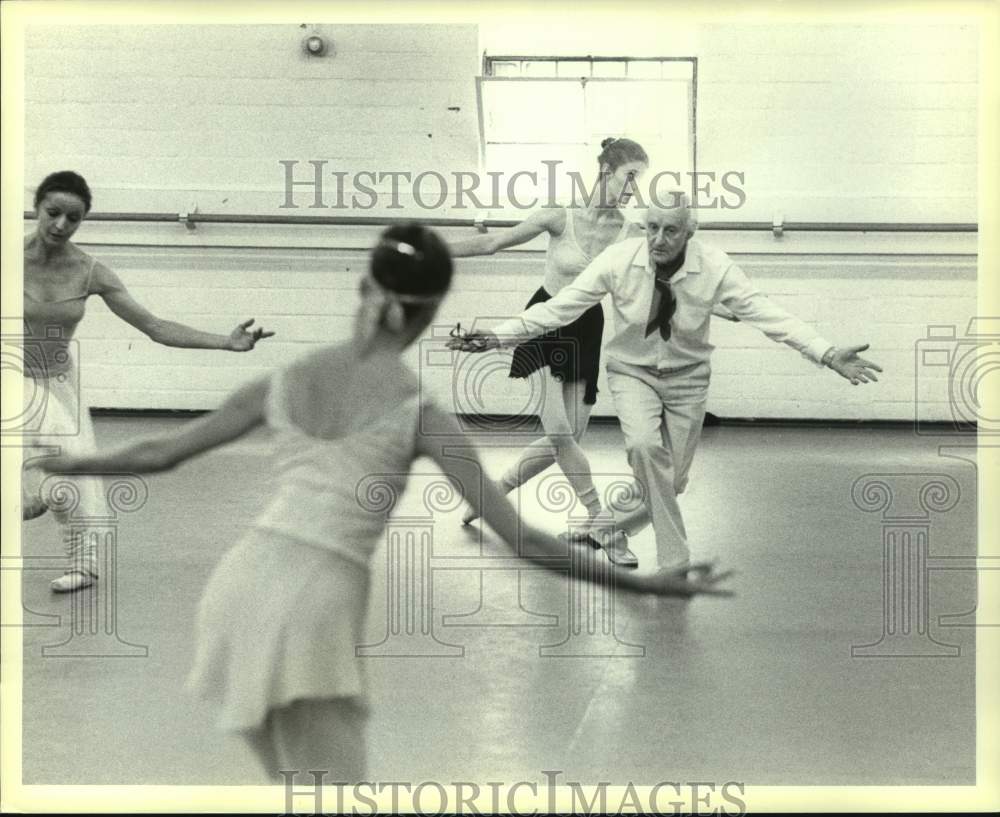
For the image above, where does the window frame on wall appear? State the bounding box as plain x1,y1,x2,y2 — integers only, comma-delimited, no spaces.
476,54,698,207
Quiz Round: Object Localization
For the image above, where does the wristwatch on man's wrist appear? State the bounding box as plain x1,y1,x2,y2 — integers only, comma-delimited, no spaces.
821,346,838,368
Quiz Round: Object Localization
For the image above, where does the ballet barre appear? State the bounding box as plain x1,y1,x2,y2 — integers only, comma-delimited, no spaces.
22,210,978,233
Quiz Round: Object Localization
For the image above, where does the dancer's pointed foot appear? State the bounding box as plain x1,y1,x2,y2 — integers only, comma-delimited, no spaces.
461,505,479,526
50,571,95,594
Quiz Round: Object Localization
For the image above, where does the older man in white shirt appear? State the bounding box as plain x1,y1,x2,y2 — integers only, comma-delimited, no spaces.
449,197,882,573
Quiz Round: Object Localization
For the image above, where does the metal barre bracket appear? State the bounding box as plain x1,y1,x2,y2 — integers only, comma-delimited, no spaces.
178,204,198,231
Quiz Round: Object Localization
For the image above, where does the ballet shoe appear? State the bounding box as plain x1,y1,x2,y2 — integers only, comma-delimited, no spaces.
461,506,479,526
600,531,639,568
590,528,639,568
50,571,95,594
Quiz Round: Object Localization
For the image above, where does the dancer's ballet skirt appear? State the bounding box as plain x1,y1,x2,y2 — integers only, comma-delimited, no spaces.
508,286,604,405
507,207,629,407
21,354,104,574
187,365,421,732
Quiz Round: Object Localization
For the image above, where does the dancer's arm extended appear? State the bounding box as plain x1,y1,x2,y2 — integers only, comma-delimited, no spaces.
415,403,732,598
93,263,274,351
43,377,269,474
447,244,619,353
718,263,882,384
448,209,562,257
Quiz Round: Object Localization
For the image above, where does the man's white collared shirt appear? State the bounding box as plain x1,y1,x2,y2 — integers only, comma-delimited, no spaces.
492,236,832,371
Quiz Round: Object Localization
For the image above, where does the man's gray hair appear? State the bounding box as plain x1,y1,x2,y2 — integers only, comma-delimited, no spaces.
645,191,699,233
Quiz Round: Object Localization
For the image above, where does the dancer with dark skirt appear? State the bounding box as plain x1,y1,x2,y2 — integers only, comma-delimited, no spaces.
450,138,648,563
45,224,733,781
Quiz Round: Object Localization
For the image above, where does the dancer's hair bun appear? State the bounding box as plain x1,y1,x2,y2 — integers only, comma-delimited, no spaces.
371,224,453,298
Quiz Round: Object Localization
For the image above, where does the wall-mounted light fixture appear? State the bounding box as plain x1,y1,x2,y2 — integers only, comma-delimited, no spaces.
303,34,331,57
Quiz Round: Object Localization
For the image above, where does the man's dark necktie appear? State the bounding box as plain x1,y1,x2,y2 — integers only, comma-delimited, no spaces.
645,273,677,340
646,248,686,340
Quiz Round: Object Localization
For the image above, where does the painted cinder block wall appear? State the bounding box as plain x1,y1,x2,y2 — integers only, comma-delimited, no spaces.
22,22,979,423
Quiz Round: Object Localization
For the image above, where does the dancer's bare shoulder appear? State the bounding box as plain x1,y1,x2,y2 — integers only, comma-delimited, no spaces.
523,206,567,237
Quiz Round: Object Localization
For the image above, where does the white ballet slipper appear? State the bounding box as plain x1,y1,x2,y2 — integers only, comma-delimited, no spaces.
570,524,639,568
50,571,95,594
593,529,639,568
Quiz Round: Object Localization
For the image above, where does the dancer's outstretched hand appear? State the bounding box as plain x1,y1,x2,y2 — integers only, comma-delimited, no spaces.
646,561,735,597
829,343,882,385
228,318,276,351
446,329,500,353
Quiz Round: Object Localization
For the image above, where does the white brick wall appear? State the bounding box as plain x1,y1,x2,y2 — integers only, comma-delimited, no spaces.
24,24,481,216
45,223,975,424
24,22,978,221
482,21,978,224
20,22,981,422
698,23,979,222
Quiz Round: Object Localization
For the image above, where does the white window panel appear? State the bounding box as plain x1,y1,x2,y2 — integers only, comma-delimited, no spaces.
556,60,593,78
591,61,627,77
522,60,558,77
626,61,663,78
490,60,521,77
481,80,586,143
479,58,695,210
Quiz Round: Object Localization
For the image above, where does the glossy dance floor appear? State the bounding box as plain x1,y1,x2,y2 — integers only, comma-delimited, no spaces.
19,417,978,785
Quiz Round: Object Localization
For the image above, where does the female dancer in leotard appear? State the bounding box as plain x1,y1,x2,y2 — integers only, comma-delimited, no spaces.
44,224,732,781
23,170,274,593
449,138,647,563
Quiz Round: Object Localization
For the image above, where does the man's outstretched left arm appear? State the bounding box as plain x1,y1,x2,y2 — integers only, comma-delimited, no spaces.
719,263,883,384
